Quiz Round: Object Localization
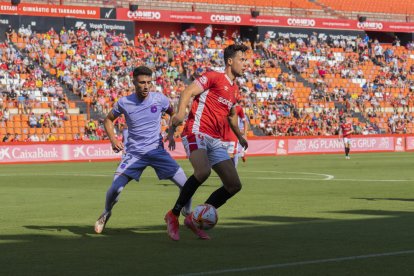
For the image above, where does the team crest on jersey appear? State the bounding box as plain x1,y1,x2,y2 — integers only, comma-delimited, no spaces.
150,105,157,113
199,76,208,85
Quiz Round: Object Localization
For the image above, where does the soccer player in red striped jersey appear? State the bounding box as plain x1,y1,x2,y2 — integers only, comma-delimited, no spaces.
222,103,248,167
164,44,248,240
339,118,354,159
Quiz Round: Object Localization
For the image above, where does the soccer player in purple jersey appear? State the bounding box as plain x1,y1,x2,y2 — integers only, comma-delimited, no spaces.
94,66,200,235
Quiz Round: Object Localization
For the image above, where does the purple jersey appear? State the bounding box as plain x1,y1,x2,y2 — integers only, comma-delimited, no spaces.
112,92,170,156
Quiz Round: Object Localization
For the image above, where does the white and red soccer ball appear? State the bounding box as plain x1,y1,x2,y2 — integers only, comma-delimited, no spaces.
191,204,218,230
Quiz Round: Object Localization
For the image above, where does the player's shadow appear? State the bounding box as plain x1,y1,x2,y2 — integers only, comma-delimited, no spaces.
23,225,168,237
1,210,414,276
353,197,414,202
233,215,324,223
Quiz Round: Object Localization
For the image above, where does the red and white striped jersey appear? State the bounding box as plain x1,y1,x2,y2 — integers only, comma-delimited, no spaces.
221,105,246,142
182,71,238,139
340,122,353,137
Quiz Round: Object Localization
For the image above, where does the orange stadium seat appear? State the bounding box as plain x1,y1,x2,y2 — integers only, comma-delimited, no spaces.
319,0,414,15
171,0,322,9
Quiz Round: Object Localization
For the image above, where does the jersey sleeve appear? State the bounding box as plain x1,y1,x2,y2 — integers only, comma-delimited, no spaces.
160,94,171,112
111,99,123,118
237,105,246,120
193,71,217,91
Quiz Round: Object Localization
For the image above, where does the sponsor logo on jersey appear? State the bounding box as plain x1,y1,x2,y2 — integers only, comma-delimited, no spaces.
218,96,233,109
198,76,208,85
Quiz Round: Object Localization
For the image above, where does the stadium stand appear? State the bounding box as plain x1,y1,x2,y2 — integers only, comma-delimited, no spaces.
29,0,414,21
318,0,414,15
4,24,412,140
2,0,414,142
0,33,93,142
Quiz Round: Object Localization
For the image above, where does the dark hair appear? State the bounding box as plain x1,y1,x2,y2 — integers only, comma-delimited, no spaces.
223,44,248,65
133,66,153,78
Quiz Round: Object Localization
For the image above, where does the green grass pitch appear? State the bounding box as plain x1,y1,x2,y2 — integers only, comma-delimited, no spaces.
1,153,413,275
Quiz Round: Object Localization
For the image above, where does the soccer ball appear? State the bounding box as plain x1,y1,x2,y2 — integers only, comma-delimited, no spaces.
191,204,218,230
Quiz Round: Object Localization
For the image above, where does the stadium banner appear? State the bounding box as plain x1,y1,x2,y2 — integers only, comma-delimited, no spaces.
115,8,414,33
405,136,414,151
394,136,406,152
0,136,409,164
275,139,288,155
245,138,277,156
100,7,116,20
0,2,100,19
64,18,135,40
0,143,66,163
1,4,413,32
286,136,396,154
257,26,363,44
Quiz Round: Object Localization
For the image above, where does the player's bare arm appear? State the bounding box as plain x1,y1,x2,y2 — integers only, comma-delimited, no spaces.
165,104,176,151
228,107,248,150
171,82,204,127
243,117,249,138
104,110,124,153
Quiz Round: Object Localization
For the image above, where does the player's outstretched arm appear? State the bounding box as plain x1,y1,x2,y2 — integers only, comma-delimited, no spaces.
228,107,248,150
171,82,204,127
165,104,176,151
104,110,124,153
243,116,249,138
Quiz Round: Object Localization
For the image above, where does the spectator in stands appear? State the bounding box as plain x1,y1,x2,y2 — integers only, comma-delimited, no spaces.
86,119,97,135
47,133,57,142
5,25,13,42
204,25,213,40
2,107,9,122
11,133,20,142
2,133,11,142
28,112,41,128
30,133,40,142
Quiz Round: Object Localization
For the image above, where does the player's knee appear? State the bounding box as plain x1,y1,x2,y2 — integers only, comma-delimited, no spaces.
194,168,211,182
227,181,242,195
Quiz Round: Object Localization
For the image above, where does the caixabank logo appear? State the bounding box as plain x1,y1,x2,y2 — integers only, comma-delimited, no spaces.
0,148,11,160
0,147,58,160
72,145,120,158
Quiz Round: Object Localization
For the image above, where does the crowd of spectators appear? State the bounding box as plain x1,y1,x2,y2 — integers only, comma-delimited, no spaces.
254,31,414,135
2,24,414,143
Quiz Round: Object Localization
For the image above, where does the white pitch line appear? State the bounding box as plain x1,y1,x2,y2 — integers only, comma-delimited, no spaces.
239,171,335,180
0,172,412,182
176,249,414,276
326,178,414,182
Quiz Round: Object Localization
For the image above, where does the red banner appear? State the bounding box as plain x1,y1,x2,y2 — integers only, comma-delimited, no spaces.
406,136,414,151
0,2,100,19
0,135,411,164
0,3,412,32
116,8,414,33
287,136,395,154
